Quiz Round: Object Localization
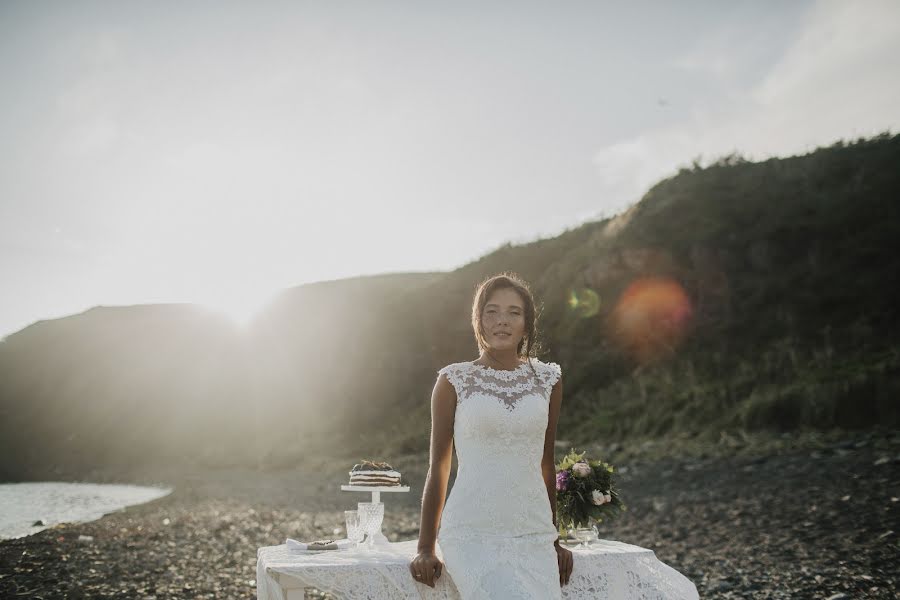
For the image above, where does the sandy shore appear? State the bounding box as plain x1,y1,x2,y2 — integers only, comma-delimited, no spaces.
1,430,898,599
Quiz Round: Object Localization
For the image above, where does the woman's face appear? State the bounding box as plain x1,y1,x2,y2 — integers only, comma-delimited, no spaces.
481,287,527,351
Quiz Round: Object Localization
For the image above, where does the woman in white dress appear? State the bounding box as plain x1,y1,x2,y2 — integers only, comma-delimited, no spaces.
409,272,574,598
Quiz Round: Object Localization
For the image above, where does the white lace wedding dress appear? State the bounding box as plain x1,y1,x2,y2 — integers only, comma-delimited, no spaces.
255,356,700,599
436,358,563,599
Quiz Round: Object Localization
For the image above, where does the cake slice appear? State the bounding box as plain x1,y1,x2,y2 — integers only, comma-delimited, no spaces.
349,459,402,486
307,539,338,551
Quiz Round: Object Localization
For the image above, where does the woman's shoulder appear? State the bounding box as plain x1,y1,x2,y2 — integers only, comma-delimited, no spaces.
436,361,474,375
530,357,562,385
526,356,560,369
435,362,474,388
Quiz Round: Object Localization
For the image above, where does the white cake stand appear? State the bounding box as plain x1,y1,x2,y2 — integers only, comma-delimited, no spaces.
340,484,409,546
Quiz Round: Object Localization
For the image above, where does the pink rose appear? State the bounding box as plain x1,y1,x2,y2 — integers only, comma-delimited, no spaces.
572,461,592,478
591,489,606,505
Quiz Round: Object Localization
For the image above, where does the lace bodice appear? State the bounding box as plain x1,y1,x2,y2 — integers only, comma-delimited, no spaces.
437,359,561,466
439,359,562,411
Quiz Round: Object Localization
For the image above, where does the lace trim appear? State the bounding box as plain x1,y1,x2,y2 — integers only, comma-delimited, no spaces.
469,361,530,378
471,379,535,398
538,361,562,389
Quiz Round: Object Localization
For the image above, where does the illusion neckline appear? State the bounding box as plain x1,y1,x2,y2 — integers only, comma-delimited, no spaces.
468,359,531,373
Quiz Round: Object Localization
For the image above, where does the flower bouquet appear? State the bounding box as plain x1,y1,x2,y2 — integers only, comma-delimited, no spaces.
555,449,626,544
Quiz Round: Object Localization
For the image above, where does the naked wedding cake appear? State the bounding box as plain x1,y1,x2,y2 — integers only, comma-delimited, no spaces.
348,460,402,486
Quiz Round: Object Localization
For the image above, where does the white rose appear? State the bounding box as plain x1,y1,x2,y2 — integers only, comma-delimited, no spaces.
591,490,606,505
572,462,592,478
604,492,612,503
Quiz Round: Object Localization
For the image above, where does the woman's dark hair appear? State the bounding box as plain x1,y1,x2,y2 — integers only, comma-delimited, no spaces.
471,272,542,366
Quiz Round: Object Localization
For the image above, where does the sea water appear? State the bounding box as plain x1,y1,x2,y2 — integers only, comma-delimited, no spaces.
0,482,173,540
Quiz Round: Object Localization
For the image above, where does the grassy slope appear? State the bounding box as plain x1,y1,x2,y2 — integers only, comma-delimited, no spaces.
363,132,900,459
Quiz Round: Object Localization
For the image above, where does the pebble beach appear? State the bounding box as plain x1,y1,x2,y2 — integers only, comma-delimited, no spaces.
1,430,897,599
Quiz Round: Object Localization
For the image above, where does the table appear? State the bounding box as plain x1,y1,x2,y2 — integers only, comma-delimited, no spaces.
257,538,699,599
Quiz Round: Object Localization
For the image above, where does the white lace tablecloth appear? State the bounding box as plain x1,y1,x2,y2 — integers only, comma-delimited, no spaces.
257,538,699,599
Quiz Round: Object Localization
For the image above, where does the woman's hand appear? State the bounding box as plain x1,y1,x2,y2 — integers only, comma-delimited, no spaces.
555,541,573,586
409,551,444,588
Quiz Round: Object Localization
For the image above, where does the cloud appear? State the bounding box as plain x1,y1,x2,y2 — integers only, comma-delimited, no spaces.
669,24,745,80
53,30,133,157
162,140,230,171
756,0,900,103
751,0,900,144
592,0,900,209
58,116,120,156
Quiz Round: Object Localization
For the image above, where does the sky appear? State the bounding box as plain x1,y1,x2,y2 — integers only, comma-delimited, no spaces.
1,0,898,338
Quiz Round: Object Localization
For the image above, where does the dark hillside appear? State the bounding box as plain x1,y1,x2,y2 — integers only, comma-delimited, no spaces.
1,132,898,479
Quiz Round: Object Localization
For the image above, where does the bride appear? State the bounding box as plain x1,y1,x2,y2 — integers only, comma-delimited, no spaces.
409,272,574,598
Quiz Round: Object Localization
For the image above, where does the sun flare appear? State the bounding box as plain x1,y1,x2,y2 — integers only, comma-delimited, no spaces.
201,289,279,328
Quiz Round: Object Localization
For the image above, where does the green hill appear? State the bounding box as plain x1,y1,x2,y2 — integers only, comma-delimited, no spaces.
1,132,898,480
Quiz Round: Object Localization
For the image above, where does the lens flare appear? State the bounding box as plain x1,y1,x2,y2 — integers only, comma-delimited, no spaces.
609,277,693,364
567,287,601,318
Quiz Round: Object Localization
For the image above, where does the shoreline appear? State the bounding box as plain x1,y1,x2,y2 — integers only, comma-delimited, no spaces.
0,482,174,542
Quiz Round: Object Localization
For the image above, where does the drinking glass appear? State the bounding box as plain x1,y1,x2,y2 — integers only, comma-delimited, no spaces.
577,526,599,547
344,510,364,546
357,502,384,550
570,519,599,547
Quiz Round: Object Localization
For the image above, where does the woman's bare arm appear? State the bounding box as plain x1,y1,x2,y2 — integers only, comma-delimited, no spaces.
416,373,457,554
541,376,564,535
543,374,573,586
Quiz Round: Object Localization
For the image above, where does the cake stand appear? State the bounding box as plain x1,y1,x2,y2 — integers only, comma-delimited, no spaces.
340,484,410,546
